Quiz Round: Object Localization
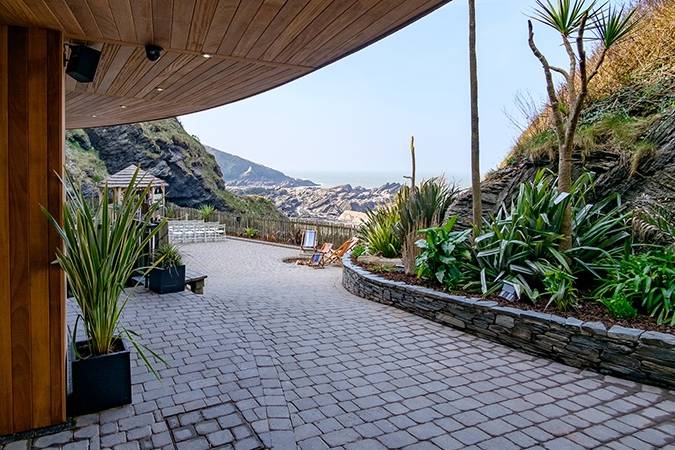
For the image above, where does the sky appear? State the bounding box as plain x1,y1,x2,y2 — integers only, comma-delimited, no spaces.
180,0,606,187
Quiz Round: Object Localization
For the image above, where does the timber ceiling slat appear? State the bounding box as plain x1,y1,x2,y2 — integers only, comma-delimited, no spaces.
284,0,378,65
273,0,358,64
166,61,250,105
46,0,85,36
186,0,220,52
169,0,196,50
86,0,119,40
65,0,103,40
152,0,173,49
125,51,181,98
94,44,135,95
259,0,332,61
108,0,137,42
142,54,209,99
201,0,239,54
129,0,153,46
231,0,285,57
300,0,407,65
316,0,438,66
242,0,310,60
0,0,449,127
216,0,265,56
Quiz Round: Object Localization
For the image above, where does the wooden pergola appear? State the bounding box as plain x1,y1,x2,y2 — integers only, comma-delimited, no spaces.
0,0,451,435
100,164,168,209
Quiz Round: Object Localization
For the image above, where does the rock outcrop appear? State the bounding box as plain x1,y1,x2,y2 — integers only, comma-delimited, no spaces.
231,183,402,220
449,97,675,226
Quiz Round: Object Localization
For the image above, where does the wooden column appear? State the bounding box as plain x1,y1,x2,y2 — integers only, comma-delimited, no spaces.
0,24,66,436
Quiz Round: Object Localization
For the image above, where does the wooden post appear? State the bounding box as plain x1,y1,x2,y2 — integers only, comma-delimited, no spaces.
0,25,66,435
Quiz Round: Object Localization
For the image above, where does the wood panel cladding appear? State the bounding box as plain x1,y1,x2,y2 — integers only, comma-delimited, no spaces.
0,25,66,436
0,0,450,128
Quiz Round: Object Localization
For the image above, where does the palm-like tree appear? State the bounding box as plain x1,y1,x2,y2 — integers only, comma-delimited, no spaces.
528,0,638,249
468,0,482,232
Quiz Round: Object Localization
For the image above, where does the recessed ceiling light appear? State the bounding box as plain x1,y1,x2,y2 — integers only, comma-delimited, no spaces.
202,53,212,58
156,87,164,92
91,114,97,118
120,105,127,109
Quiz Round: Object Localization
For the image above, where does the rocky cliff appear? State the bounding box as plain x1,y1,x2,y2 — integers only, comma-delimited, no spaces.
65,118,283,217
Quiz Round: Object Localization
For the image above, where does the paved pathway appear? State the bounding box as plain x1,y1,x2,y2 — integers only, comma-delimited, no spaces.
3,239,674,450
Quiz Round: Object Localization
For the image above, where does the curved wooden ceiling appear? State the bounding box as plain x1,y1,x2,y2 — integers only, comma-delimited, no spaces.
0,0,450,128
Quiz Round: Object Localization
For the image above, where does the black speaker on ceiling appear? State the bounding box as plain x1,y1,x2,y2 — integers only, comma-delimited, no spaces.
66,45,101,83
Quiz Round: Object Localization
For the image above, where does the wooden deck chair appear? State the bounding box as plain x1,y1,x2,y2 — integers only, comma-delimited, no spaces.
301,229,318,252
309,243,333,268
324,237,359,266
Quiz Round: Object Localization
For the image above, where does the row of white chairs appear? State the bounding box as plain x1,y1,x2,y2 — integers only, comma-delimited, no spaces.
168,220,226,243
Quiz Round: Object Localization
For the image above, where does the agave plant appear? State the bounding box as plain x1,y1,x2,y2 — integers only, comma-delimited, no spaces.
44,170,166,375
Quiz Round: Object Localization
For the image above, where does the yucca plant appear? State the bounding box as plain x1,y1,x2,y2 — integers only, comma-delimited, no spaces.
44,170,165,375
198,204,215,221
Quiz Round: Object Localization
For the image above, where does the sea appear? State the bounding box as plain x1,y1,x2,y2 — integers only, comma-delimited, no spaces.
286,170,471,189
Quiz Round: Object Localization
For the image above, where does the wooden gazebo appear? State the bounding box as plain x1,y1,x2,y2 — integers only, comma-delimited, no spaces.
100,164,168,209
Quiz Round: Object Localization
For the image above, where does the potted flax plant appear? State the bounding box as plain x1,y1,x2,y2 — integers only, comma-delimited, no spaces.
148,243,186,294
45,169,166,415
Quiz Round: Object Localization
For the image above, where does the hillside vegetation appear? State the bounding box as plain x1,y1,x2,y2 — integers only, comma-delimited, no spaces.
66,118,284,218
449,0,675,223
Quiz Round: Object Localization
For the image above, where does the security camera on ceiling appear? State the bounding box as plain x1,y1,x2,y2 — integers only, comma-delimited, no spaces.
145,44,164,62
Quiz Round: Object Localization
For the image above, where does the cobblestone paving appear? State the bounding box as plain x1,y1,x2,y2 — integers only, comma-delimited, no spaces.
2,239,674,450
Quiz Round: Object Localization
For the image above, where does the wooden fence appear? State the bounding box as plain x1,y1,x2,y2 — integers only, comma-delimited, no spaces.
167,206,358,246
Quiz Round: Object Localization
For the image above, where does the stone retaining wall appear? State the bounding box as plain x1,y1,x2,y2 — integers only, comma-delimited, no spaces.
342,254,675,389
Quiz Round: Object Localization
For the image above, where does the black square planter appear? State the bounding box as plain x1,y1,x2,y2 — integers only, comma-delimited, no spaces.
69,339,131,416
147,265,186,294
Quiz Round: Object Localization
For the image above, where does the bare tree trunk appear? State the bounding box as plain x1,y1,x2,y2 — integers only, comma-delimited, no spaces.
410,136,416,192
468,0,482,232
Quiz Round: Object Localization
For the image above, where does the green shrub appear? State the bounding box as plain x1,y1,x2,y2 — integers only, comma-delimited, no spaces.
416,170,629,310
154,243,183,269
358,205,402,258
398,178,459,273
351,244,366,259
244,227,258,238
596,250,675,324
416,217,471,290
601,296,638,320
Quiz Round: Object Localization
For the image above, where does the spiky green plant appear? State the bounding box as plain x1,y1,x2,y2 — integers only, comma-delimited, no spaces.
154,243,183,269
532,0,593,36
44,170,166,375
198,204,215,221
398,178,459,274
358,205,402,258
